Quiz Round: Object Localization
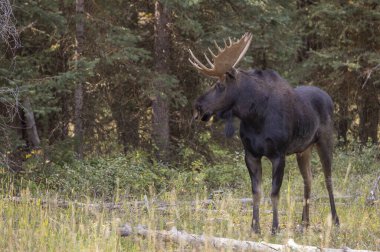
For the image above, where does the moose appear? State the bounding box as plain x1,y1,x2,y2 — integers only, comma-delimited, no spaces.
189,33,340,234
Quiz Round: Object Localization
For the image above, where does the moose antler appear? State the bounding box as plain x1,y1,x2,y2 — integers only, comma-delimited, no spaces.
189,32,253,79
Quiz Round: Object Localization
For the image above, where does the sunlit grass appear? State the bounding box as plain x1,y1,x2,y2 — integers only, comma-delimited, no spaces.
0,191,125,251
0,146,379,251
0,181,379,251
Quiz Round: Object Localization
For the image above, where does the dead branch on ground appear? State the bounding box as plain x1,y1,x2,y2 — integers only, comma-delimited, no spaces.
120,223,374,252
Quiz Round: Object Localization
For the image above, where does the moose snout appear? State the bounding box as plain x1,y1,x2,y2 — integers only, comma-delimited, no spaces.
193,103,212,122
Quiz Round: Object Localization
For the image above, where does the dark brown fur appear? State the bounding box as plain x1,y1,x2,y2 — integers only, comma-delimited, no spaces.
194,69,340,234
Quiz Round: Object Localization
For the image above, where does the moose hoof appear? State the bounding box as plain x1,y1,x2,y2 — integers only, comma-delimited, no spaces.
295,224,304,233
296,223,308,233
301,220,310,229
333,216,340,227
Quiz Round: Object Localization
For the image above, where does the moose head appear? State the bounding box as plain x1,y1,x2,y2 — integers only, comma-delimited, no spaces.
190,33,252,123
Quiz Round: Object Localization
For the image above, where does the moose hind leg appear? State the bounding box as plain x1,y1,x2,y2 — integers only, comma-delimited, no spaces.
296,145,313,227
245,152,262,233
270,156,285,234
316,136,340,226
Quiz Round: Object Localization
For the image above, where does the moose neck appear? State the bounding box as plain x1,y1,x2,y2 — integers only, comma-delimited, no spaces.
231,70,273,122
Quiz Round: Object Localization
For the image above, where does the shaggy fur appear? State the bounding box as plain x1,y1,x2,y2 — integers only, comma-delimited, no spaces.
194,69,340,234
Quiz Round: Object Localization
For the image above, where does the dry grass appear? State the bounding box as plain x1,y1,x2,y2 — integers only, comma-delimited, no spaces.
0,183,379,251
0,147,379,251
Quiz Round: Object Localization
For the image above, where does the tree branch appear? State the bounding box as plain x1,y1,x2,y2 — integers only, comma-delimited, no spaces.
362,64,380,89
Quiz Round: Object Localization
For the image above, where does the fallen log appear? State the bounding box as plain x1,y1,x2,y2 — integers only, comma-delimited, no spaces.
120,224,374,252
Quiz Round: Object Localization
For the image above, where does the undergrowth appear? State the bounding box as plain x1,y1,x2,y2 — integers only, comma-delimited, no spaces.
0,144,379,251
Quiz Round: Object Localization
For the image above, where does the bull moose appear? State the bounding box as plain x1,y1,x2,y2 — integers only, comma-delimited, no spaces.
189,33,340,234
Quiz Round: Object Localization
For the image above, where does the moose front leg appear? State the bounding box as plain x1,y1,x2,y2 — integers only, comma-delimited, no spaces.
270,155,285,234
245,152,262,234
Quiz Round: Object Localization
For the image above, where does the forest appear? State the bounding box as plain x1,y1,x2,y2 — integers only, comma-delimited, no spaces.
0,0,379,251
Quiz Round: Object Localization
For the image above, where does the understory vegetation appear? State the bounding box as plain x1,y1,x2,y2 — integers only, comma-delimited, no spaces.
0,144,379,251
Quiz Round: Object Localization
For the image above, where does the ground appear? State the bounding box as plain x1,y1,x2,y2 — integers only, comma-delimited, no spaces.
0,146,379,251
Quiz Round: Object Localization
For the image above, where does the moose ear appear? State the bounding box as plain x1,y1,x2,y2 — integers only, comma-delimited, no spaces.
225,68,237,81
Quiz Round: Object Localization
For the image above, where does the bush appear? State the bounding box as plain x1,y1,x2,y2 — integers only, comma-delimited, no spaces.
4,142,378,200
21,150,176,198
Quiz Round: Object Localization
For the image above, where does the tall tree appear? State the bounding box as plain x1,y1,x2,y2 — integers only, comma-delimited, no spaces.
152,1,171,159
74,0,85,159
294,0,380,144
22,97,40,147
296,0,319,62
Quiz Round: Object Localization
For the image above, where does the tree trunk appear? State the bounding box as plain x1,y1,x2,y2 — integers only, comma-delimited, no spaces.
337,101,349,144
109,101,140,154
74,0,84,159
22,97,40,147
359,89,379,144
296,0,319,62
152,0,170,160
336,72,354,145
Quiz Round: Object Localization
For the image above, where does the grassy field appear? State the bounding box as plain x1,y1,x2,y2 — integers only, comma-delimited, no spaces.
0,147,379,251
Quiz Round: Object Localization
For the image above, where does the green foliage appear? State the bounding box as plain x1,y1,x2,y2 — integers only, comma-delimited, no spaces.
17,148,250,197
203,162,248,189
10,142,378,202
0,0,379,210
24,151,176,197
334,144,379,176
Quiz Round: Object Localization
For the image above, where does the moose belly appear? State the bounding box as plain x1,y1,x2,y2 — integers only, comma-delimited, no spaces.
286,130,318,154
241,129,318,157
241,135,279,158
286,119,319,154
286,141,314,155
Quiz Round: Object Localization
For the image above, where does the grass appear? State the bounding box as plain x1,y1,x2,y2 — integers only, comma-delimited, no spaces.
0,188,379,251
0,146,379,251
